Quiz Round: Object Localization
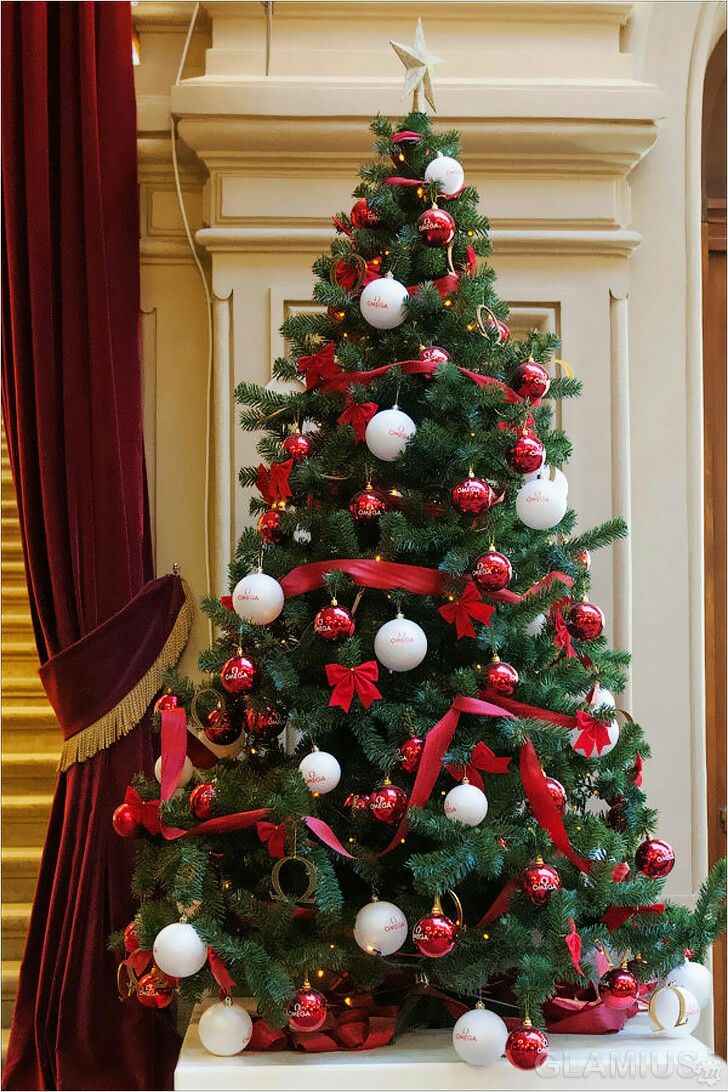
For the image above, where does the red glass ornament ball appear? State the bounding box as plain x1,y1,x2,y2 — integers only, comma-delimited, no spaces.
412,911,458,958
220,652,258,694
485,659,519,697
600,966,639,1010
112,802,141,839
505,1024,549,1070
349,488,388,522
419,345,451,366
511,361,551,400
506,433,545,474
281,432,313,463
544,777,567,815
257,508,285,544
417,206,456,247
472,550,512,591
124,921,140,953
566,600,605,641
313,603,356,641
203,706,242,747
343,792,371,814
485,313,510,343
399,736,425,774
287,987,328,1032
452,477,497,516
154,691,180,714
520,859,561,906
245,704,287,740
350,197,380,229
189,782,216,820
635,838,675,879
370,782,408,825
136,970,177,1009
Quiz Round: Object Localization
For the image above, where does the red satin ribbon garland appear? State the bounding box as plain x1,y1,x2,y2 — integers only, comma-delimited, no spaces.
601,904,665,932
325,660,382,712
519,737,593,873
316,355,522,404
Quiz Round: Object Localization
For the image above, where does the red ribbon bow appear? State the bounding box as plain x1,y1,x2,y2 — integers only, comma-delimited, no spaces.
256,460,293,506
325,661,382,712
123,786,161,836
123,948,153,977
438,583,495,638
565,918,585,976
552,608,576,658
297,341,342,390
332,256,382,294
337,400,379,441
256,820,286,859
446,741,512,790
572,710,614,758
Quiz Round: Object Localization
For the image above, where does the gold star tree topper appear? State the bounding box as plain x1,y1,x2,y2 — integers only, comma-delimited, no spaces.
390,18,442,113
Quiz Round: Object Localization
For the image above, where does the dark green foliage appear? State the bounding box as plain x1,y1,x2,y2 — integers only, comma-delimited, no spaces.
127,110,726,1031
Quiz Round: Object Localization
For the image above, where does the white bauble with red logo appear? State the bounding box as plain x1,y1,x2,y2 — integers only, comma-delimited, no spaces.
298,748,341,794
444,781,489,827
524,464,569,499
232,571,284,625
365,406,416,462
154,755,194,789
424,152,465,197
198,999,253,1056
353,897,408,957
452,1005,508,1067
374,614,427,671
515,478,568,530
359,273,409,329
152,921,207,978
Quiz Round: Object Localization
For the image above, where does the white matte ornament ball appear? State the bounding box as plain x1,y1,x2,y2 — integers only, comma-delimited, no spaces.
198,1000,253,1056
579,686,617,711
232,572,284,625
152,921,208,978
525,613,547,637
359,274,409,330
569,717,620,759
374,615,428,671
452,1006,509,1067
424,152,465,197
524,464,569,498
365,406,416,462
515,479,568,530
154,755,194,789
354,898,408,957
649,985,700,1038
299,749,341,794
665,961,712,1010
444,782,489,827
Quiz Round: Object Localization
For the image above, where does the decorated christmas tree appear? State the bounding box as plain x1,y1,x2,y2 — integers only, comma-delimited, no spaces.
114,23,725,1071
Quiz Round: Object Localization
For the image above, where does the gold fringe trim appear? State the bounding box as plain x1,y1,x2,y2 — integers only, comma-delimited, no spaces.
58,580,195,771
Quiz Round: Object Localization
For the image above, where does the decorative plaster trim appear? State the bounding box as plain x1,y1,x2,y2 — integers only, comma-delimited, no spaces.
212,293,234,597
609,290,632,707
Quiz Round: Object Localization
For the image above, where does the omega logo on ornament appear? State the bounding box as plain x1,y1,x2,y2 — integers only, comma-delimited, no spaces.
455,1027,477,1042
384,917,406,934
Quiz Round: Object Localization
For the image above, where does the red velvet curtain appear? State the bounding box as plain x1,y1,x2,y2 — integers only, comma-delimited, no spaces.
2,3,180,1087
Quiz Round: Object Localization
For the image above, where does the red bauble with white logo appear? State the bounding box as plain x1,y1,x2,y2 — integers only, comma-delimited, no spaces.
281,432,312,463
136,970,177,1009
600,965,639,1009
399,736,424,774
567,600,605,641
412,902,458,958
349,487,388,522
245,704,287,740
452,476,497,516
635,838,675,879
370,780,407,824
419,345,451,366
417,206,456,247
257,508,284,544
154,691,180,713
485,657,519,696
287,986,327,1032
472,550,512,591
511,360,551,400
507,433,546,474
313,602,355,641
189,782,216,820
505,1023,549,1070
520,858,561,906
220,651,257,693
350,197,380,228
204,705,242,746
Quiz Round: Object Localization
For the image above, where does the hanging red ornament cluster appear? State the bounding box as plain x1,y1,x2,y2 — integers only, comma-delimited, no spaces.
287,984,328,1032
313,601,356,642
349,486,388,522
452,474,497,516
189,782,216,820
506,432,546,474
257,508,285,544
399,736,424,774
511,360,550,400
519,858,561,906
505,1022,549,1070
204,705,241,746
472,549,512,591
245,704,287,739
220,650,258,694
485,656,519,696
599,965,639,1009
566,600,605,641
281,431,313,463
417,205,456,246
370,779,407,824
635,838,675,879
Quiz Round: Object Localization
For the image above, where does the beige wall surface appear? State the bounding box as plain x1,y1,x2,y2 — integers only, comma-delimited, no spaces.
134,2,725,995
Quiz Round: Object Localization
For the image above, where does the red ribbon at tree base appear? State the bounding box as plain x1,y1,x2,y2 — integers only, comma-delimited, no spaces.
256,460,293,506
249,1002,399,1053
256,820,286,859
326,661,382,712
337,400,378,441
438,584,495,638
